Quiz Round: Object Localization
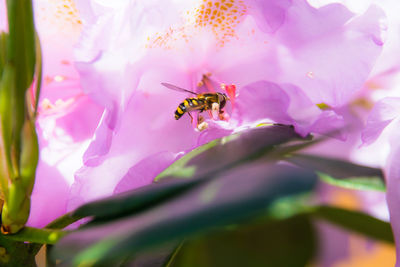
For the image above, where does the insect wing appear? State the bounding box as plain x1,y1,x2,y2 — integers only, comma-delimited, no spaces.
161,82,197,95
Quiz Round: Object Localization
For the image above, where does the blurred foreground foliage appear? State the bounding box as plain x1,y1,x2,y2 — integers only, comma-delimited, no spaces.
0,121,393,267
40,125,390,267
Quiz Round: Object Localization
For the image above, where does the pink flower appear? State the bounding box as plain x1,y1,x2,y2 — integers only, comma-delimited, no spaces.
337,1,400,260
362,97,400,265
0,0,7,31
66,0,385,211
25,0,103,227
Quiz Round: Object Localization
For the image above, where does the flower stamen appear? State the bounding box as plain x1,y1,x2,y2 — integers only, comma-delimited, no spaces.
222,83,236,109
197,122,209,131
211,102,220,120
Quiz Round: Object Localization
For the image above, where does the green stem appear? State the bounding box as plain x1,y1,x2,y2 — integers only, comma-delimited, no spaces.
3,227,67,245
33,32,42,119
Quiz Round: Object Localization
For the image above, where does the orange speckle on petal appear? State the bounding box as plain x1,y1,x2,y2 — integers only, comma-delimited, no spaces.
36,0,82,38
147,0,247,49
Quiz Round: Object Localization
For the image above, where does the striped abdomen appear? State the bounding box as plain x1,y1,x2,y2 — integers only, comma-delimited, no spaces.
174,97,205,120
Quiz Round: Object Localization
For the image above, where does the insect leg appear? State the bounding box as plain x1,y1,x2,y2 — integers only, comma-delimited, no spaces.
218,109,225,120
188,112,194,124
197,112,205,124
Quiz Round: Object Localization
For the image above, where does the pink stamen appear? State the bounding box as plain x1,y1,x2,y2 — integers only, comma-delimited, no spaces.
224,84,236,110
204,77,215,92
38,93,84,116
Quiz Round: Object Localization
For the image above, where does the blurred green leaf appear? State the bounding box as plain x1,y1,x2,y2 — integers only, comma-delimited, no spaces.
286,154,385,191
311,205,394,244
73,178,205,221
156,139,220,180
74,125,306,222
267,194,311,220
52,163,317,266
120,242,182,267
156,125,303,180
318,173,385,192
45,212,83,230
170,215,315,267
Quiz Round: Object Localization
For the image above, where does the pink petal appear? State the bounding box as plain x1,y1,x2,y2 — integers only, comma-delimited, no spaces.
82,110,114,166
27,161,69,228
275,3,386,106
114,151,177,194
67,86,201,209
385,121,400,266
362,97,400,145
248,0,292,33
27,97,98,227
233,81,292,125
0,0,7,32
233,80,345,137
54,96,103,142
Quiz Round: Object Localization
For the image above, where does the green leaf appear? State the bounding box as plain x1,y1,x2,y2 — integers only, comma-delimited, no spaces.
286,153,385,191
170,215,316,267
318,173,385,192
311,205,394,244
118,242,182,267
156,139,220,180
45,212,83,230
267,194,312,220
73,178,205,221
74,125,306,222
156,124,303,181
52,163,317,266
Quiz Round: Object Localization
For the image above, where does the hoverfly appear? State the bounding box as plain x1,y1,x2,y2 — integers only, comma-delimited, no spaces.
161,82,229,122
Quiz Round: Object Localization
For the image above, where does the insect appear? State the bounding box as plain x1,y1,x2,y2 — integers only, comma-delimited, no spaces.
161,82,229,122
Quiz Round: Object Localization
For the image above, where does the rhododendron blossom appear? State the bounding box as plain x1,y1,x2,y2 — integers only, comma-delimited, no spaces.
24,0,103,227
64,0,385,211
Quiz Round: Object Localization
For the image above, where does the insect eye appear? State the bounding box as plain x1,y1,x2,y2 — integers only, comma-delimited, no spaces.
219,94,227,109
